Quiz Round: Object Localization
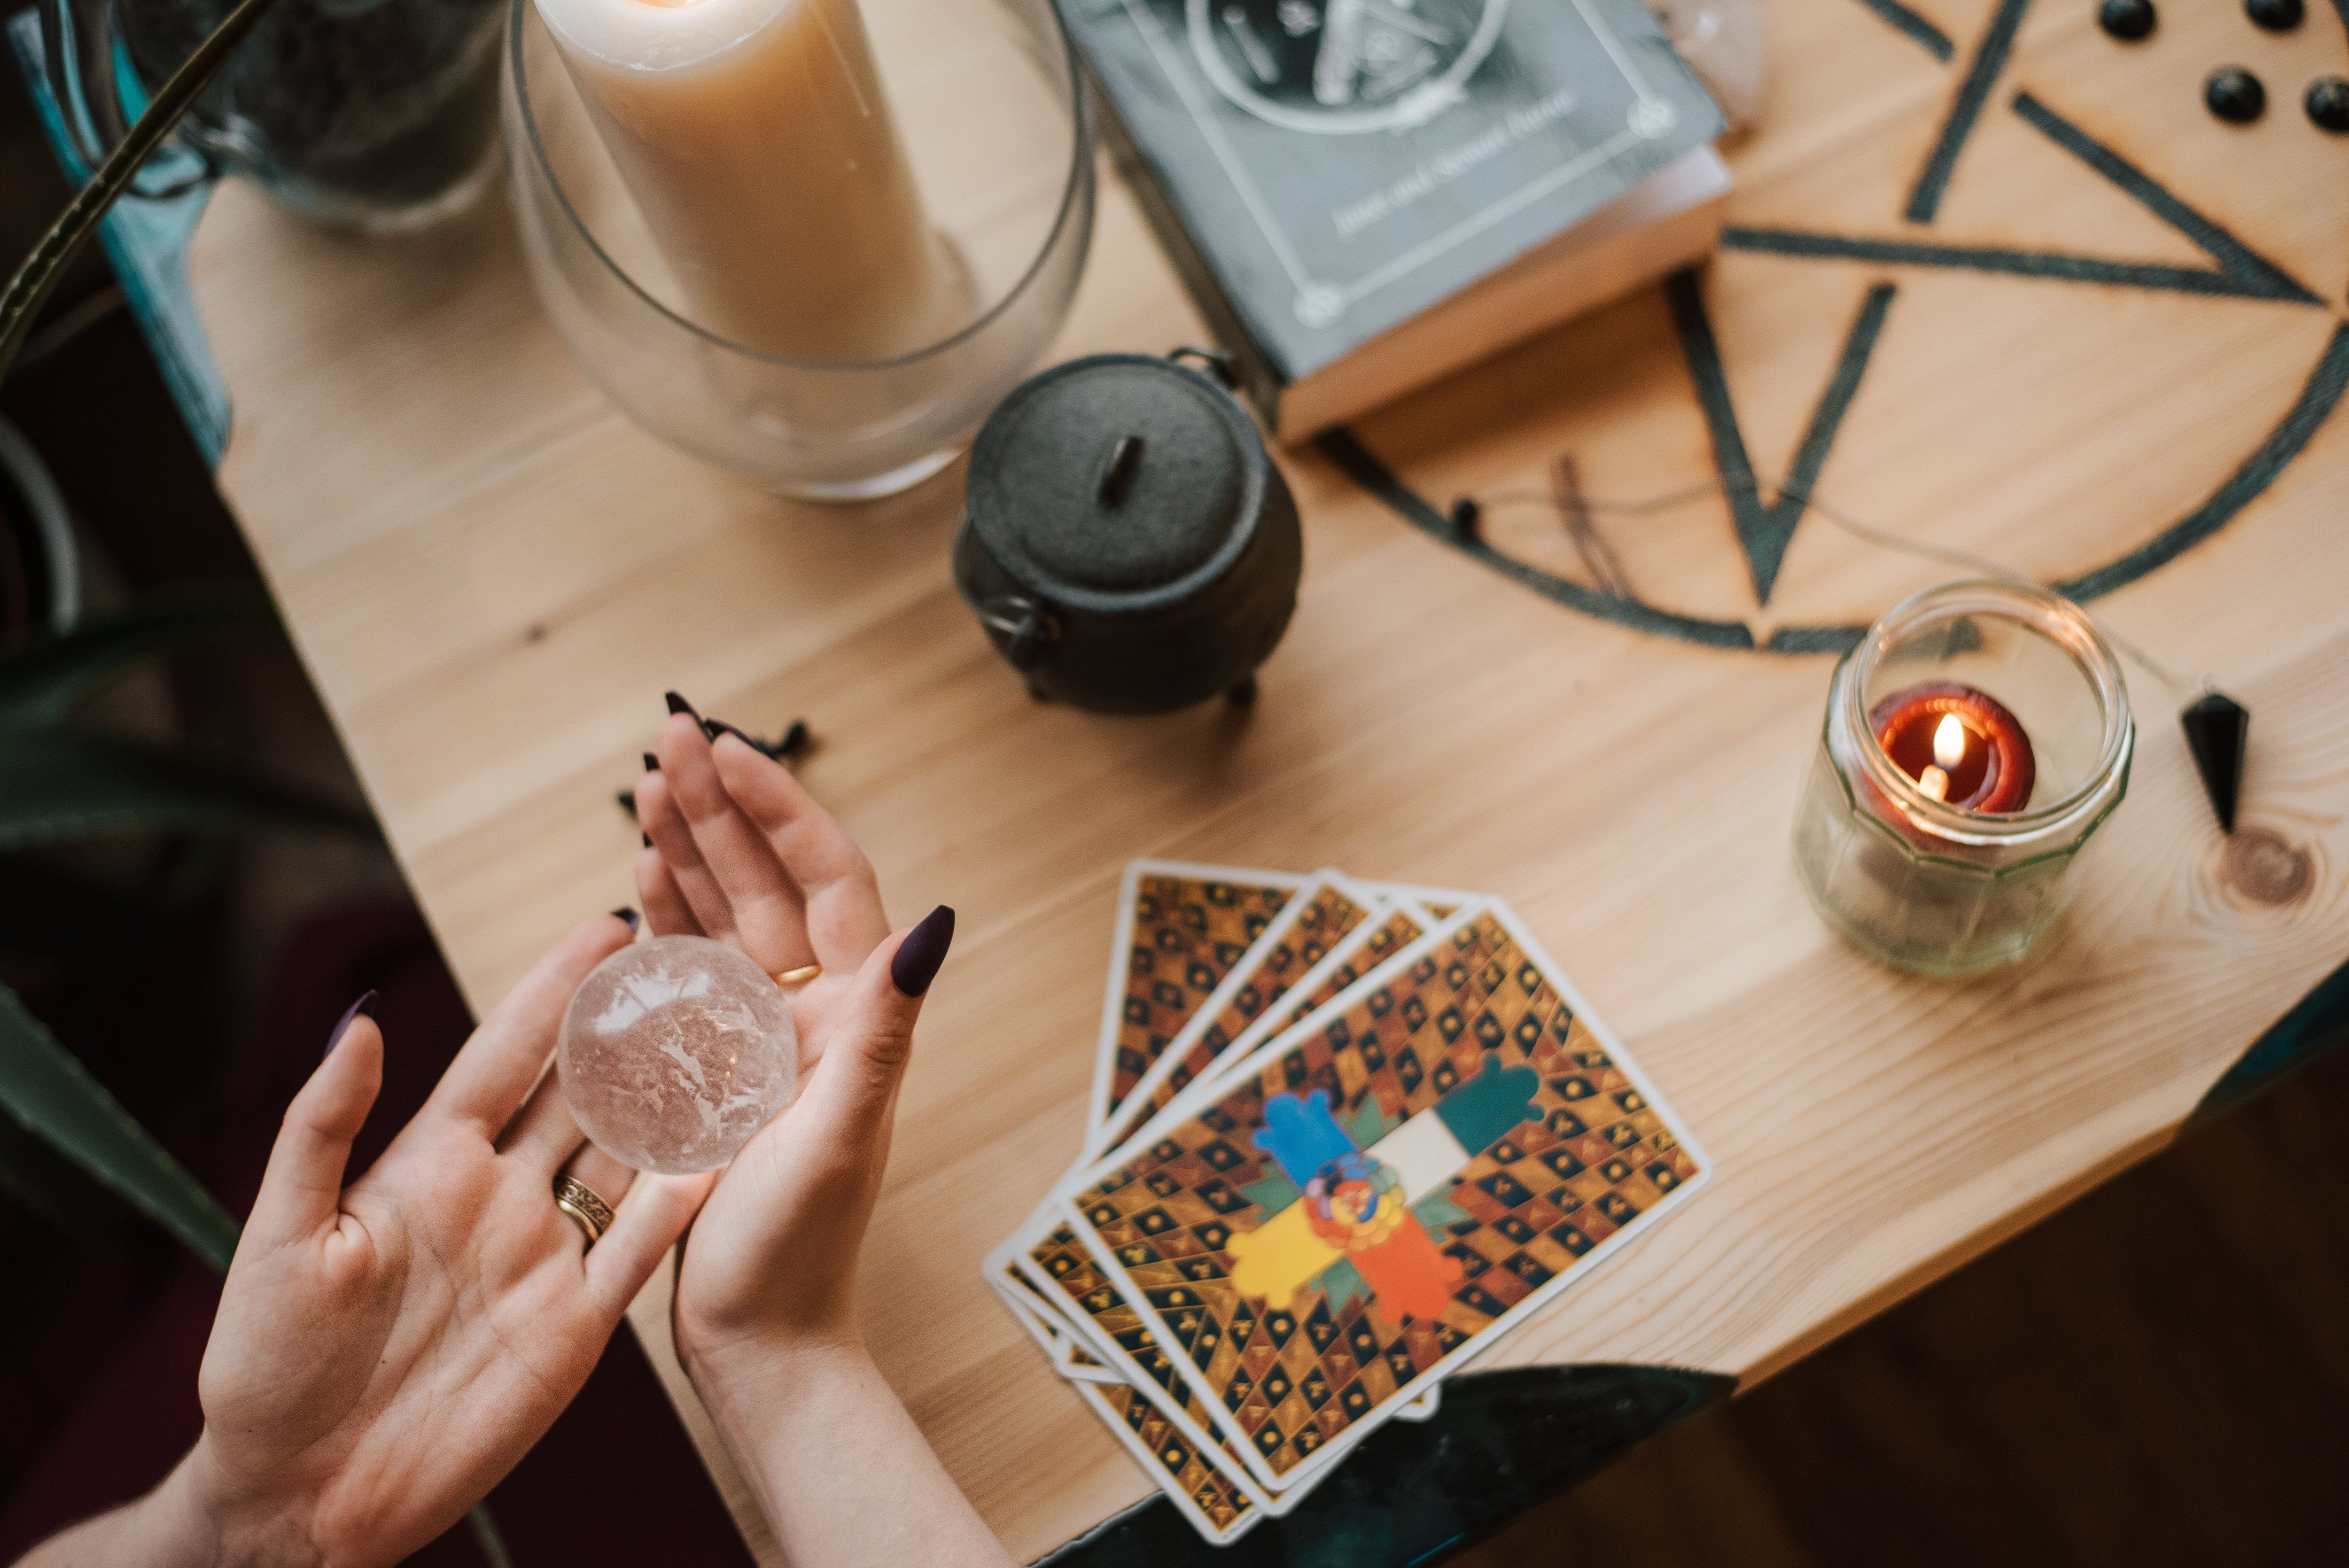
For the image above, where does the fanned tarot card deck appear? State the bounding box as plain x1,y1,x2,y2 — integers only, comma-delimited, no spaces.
986,860,1709,1543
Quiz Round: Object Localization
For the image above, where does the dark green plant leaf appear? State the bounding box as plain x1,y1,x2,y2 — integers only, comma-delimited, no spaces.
0,588,271,731
0,1105,140,1243
0,0,288,373
0,982,238,1269
0,730,374,850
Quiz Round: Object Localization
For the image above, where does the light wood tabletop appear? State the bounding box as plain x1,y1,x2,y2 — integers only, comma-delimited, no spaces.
182,0,2349,1557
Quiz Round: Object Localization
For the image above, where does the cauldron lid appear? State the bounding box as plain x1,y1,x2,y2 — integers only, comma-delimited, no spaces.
964,353,1265,609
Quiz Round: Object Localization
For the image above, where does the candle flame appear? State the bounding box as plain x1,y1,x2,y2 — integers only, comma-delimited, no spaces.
1932,713,1967,769
1917,764,1951,802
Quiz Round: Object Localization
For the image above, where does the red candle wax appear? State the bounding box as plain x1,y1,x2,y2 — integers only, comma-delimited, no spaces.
1867,683,2035,814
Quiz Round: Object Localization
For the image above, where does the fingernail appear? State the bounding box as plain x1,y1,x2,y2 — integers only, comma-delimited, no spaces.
704,718,754,748
642,752,659,772
890,905,956,997
326,991,378,1059
641,831,653,848
665,691,700,721
612,906,640,933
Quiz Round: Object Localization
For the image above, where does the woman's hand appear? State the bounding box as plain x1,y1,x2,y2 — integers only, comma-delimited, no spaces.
23,912,716,1568
632,702,952,1361
635,703,1006,1568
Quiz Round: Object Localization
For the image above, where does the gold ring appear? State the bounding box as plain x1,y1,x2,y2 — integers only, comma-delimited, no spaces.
553,1175,615,1247
771,962,822,986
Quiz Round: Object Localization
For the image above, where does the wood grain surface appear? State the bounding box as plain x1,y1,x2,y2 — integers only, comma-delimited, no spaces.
183,0,2349,1557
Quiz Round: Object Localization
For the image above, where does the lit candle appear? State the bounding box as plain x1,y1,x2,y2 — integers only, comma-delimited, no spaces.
535,0,956,364
1867,682,2036,815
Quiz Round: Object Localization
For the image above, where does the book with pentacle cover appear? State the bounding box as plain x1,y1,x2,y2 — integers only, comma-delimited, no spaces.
1058,0,1729,439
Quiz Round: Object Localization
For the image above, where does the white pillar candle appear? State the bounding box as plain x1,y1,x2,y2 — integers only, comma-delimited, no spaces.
536,0,952,364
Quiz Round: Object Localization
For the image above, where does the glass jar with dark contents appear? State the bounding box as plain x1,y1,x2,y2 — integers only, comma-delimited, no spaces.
57,0,504,229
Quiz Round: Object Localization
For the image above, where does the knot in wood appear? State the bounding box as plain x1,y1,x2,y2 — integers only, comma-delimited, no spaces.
2222,827,2312,908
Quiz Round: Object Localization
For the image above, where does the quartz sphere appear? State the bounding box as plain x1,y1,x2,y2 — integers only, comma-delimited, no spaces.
559,935,797,1174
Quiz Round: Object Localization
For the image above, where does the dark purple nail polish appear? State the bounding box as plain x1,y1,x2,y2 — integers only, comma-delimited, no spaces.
642,752,659,772
642,831,653,848
326,991,378,1059
890,905,956,997
704,718,754,748
665,691,700,721
612,906,640,933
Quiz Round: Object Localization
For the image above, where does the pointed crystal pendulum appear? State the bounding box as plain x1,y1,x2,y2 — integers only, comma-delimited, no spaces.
2180,691,2249,833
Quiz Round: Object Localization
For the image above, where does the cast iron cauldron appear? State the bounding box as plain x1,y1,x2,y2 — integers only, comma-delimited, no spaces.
953,348,1302,714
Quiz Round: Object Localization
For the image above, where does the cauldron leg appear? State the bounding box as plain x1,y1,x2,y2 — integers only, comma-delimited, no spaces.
1227,675,1258,705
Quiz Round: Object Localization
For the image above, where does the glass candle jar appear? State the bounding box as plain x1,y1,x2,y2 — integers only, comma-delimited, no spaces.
504,0,1094,499
1791,580,2134,976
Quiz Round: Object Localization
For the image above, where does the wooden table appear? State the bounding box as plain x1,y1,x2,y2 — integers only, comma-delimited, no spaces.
178,0,2349,1557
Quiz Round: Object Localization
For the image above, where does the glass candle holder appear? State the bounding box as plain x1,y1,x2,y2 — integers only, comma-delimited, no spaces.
1792,580,2134,976
503,0,1094,500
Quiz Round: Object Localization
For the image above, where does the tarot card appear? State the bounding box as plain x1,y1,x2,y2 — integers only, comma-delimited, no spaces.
1089,862,1306,1136
1054,903,1711,1492
1094,870,1384,1156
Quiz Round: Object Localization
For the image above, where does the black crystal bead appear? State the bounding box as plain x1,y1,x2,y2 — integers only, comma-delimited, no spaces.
2098,0,2155,39
2308,77,2349,132
2245,0,2302,30
2206,67,2267,123
2180,692,2250,834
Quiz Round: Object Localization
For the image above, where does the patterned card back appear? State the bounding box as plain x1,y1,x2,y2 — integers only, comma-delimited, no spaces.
1097,866,1302,1122
1108,879,1377,1145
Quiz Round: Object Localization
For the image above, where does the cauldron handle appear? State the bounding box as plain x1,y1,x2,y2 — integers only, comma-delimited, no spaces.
1166,345,1240,388
975,597,1060,671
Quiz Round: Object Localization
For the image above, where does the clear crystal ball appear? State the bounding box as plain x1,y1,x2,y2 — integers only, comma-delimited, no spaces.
559,935,798,1174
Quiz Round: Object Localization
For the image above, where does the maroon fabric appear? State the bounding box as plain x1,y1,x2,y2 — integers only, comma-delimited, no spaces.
0,901,754,1566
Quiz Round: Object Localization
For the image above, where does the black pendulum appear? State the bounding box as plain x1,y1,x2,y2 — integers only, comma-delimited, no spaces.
2206,67,2267,123
2180,692,2250,834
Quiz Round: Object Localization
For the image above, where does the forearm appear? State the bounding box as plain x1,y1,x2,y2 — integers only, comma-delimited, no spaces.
13,1441,314,1568
687,1337,1012,1568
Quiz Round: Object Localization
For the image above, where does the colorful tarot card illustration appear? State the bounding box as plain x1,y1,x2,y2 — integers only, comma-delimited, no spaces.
1089,862,1305,1134
1056,904,1710,1491
1097,871,1382,1154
